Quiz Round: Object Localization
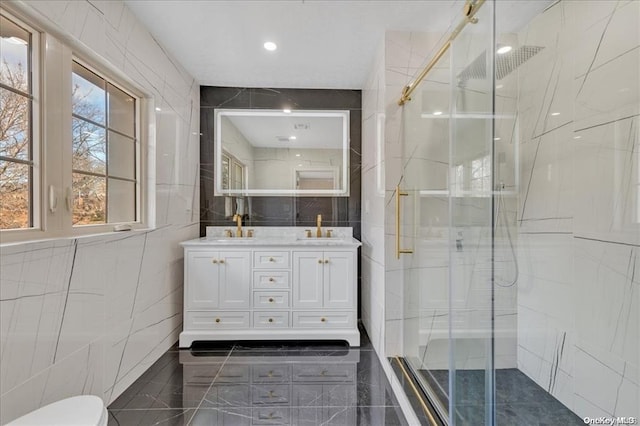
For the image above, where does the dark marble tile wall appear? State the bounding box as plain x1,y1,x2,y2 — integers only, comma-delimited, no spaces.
200,87,362,240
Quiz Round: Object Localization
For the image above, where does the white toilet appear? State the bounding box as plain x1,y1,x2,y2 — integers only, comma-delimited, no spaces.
7,396,107,426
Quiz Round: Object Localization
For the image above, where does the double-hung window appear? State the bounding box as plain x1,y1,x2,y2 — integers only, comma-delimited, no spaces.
0,8,145,243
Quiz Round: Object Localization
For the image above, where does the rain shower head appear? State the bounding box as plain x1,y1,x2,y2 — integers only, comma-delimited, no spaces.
457,45,544,87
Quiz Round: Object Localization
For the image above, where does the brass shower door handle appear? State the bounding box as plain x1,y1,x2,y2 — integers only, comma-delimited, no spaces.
396,185,414,259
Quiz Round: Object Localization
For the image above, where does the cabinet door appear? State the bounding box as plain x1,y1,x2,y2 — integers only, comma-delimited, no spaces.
218,251,251,308
293,251,323,308
186,251,219,310
323,251,353,308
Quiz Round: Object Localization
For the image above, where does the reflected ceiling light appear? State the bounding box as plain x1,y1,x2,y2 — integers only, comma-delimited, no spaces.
298,164,303,167
494,137,501,141
155,107,162,111
264,41,277,51
551,112,560,116
289,136,297,140
496,45,512,55
433,111,443,116
496,84,504,89
573,135,582,139
283,108,291,113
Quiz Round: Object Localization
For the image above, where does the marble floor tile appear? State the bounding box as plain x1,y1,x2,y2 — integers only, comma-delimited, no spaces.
108,325,407,425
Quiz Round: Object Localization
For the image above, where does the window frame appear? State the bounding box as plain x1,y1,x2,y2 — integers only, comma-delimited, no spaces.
0,6,151,244
0,10,41,237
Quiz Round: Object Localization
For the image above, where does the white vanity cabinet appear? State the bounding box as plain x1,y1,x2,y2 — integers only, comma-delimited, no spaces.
179,230,361,348
185,250,251,310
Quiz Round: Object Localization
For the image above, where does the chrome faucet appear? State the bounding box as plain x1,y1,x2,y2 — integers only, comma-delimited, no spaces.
232,214,243,237
316,214,322,238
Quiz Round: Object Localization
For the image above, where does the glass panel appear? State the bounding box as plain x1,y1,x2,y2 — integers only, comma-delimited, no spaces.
0,88,30,161
107,83,135,137
401,48,452,420
72,117,106,174
108,131,135,179
221,155,230,190
107,178,135,223
73,173,106,225
0,160,30,229
72,62,105,125
450,1,495,425
0,15,29,91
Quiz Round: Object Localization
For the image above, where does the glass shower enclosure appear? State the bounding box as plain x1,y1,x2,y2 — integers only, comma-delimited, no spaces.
399,0,639,424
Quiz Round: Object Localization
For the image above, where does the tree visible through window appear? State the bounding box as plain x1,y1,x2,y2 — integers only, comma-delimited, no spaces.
0,15,34,229
72,62,137,225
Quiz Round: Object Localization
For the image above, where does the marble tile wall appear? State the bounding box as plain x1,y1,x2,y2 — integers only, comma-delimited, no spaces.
200,87,361,241
0,1,199,423
515,0,639,419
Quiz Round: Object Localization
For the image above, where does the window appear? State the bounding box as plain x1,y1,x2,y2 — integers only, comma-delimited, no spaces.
221,152,245,191
0,8,146,243
0,13,38,230
72,62,137,225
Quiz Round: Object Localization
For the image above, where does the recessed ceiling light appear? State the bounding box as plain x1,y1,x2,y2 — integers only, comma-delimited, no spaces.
433,111,443,116
496,84,504,89
289,136,297,140
295,154,301,157
573,135,582,139
264,41,277,51
298,164,303,167
496,45,512,55
494,137,501,141
551,112,560,116
283,108,291,113
155,107,161,111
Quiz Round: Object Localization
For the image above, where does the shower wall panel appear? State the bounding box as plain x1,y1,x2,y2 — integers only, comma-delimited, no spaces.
515,0,639,419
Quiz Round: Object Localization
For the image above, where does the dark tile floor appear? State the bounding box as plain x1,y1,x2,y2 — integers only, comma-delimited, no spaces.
419,368,584,425
108,326,408,425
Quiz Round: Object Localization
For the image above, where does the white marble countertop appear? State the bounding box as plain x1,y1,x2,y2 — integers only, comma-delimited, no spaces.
180,236,361,247
181,226,360,247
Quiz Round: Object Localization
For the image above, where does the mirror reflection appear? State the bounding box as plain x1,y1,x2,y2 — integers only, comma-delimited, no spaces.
215,109,349,196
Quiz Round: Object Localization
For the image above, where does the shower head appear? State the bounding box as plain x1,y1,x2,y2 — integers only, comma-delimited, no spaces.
457,45,544,87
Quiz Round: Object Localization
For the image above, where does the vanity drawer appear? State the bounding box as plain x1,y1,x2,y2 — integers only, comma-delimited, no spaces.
186,311,250,329
254,251,290,269
292,364,356,382
253,312,290,328
253,271,290,289
292,311,354,328
252,365,290,382
253,291,290,309
252,384,290,404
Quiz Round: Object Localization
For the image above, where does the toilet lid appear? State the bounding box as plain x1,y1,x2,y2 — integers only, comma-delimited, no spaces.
8,395,106,426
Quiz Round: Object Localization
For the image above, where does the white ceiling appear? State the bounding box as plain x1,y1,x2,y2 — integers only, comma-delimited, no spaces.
124,0,554,90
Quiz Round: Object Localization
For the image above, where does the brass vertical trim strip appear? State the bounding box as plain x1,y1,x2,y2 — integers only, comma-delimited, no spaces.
395,185,413,258
397,0,486,105
394,357,440,426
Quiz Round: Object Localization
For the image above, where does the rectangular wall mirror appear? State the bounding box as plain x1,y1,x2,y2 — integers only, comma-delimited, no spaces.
215,109,350,196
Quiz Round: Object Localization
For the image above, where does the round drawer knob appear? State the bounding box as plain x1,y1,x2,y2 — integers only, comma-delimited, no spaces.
268,318,274,323
320,317,326,322
269,257,275,262
268,370,274,377
321,370,327,376
219,259,225,264
268,298,274,303
324,259,329,264
215,318,221,323
212,259,218,264
269,277,275,282
318,259,323,264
